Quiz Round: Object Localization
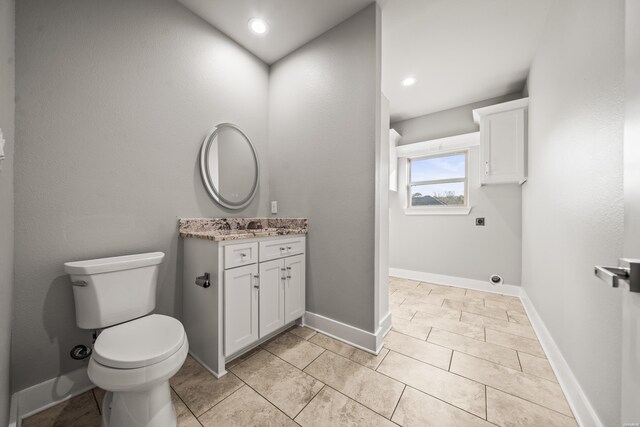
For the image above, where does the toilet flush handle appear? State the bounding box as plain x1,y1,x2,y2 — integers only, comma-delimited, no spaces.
71,280,88,287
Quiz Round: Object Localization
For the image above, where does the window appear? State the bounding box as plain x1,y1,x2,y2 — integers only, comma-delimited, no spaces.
407,151,468,211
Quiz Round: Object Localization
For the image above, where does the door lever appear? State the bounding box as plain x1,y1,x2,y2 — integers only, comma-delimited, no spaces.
594,259,640,292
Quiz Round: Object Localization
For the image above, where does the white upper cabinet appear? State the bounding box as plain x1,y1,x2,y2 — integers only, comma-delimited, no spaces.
473,98,528,185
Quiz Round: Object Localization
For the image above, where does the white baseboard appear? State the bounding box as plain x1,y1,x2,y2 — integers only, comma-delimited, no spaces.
375,312,392,353
8,392,18,427
520,293,603,427
390,267,602,427
11,366,94,424
304,311,382,355
389,268,523,297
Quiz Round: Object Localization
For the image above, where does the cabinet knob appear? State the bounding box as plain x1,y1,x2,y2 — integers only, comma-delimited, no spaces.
240,253,246,258
287,275,292,279
287,246,292,250
286,266,291,270
279,247,285,251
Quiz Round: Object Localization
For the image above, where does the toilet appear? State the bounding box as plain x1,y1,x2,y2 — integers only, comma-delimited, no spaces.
64,252,188,427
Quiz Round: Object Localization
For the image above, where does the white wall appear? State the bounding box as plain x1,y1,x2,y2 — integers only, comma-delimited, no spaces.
389,94,523,285
0,0,14,422
13,0,270,392
269,4,380,333
523,0,624,425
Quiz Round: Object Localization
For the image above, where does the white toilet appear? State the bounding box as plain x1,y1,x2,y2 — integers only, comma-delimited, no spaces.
64,252,188,427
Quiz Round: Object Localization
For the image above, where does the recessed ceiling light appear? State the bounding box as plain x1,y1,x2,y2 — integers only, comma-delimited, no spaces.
401,76,416,87
248,18,269,35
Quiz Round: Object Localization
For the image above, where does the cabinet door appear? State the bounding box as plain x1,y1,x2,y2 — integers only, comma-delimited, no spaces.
481,109,525,184
224,264,259,356
284,254,305,323
258,259,285,338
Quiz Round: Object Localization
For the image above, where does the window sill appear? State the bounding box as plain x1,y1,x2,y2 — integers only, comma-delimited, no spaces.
404,207,472,216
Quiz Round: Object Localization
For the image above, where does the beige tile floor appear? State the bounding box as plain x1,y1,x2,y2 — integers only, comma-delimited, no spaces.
23,277,578,426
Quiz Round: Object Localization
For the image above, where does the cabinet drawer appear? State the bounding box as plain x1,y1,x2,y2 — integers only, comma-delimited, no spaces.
259,237,305,262
224,242,258,269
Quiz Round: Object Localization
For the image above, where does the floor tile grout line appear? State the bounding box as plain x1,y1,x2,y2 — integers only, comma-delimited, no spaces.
301,348,327,371
91,388,102,416
485,384,488,420
378,348,563,418
191,381,244,422
292,384,326,420
447,358,573,417
300,355,401,420
389,384,406,421
516,350,523,372
485,386,577,420
231,375,305,424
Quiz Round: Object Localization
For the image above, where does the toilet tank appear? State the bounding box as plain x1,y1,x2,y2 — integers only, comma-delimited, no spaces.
64,252,165,329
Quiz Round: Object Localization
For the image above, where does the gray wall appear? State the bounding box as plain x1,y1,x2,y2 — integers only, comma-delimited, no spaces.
523,0,624,425
389,94,523,285
13,0,270,392
0,0,14,421
269,4,380,333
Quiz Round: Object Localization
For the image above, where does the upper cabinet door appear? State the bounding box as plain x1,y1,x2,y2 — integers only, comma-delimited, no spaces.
480,109,526,184
224,263,259,356
284,254,305,324
258,258,285,338
473,98,528,185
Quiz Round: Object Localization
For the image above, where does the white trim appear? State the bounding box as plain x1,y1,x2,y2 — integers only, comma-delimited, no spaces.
395,131,480,158
11,366,94,424
389,268,522,297
472,97,529,124
303,311,381,355
8,392,18,427
389,268,603,427
520,292,603,427
404,206,471,216
375,312,392,353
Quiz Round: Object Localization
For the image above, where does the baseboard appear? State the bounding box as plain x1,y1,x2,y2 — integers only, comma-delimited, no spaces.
304,311,381,355
389,268,523,297
520,292,603,427
375,312,392,353
11,366,93,424
8,392,18,427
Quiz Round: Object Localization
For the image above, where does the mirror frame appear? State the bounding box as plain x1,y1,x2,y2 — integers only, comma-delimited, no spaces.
199,122,260,210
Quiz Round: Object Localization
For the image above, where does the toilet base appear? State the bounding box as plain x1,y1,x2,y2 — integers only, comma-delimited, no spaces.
101,381,176,427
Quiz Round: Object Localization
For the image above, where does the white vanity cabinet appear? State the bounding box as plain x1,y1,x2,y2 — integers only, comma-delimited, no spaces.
472,98,529,185
182,234,306,378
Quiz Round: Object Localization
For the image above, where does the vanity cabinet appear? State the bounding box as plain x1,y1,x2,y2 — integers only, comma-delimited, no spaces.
472,98,529,185
182,233,306,378
224,264,259,356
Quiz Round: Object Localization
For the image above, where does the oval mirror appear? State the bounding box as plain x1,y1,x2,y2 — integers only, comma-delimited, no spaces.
199,123,259,210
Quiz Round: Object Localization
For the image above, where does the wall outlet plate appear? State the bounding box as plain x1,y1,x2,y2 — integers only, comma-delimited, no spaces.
271,201,278,214
475,217,485,226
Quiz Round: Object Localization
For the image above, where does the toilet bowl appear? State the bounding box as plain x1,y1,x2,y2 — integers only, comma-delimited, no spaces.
89,315,188,427
64,252,188,427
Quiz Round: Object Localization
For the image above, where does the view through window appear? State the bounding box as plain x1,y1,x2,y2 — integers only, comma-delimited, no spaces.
408,152,467,208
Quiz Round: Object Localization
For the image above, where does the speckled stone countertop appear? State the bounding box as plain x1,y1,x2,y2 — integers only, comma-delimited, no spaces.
178,218,308,241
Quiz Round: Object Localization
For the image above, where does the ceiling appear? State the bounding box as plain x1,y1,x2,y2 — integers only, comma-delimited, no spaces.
177,0,374,64
178,0,553,122
381,0,553,121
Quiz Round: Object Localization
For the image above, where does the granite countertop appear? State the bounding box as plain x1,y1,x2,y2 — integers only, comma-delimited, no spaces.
178,218,308,241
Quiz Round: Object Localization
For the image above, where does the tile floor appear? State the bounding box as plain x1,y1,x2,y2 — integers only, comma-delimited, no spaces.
23,277,578,426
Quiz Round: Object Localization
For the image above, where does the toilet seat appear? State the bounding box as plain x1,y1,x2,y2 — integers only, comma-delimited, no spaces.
93,314,185,369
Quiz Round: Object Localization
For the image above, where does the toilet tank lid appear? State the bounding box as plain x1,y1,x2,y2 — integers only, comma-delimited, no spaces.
64,252,165,275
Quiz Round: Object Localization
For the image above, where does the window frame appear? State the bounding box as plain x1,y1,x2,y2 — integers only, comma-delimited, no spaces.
406,150,470,214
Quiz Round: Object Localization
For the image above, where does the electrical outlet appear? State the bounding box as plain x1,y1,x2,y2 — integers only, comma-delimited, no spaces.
271,201,278,214
475,217,485,226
